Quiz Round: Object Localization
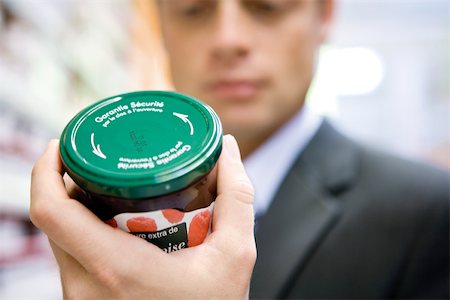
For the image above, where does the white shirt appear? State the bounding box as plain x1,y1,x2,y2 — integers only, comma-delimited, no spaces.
243,107,323,217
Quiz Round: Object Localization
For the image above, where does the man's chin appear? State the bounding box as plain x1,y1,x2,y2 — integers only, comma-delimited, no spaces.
222,119,268,136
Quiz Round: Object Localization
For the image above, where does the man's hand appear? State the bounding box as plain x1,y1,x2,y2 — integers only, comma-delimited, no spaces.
30,135,256,299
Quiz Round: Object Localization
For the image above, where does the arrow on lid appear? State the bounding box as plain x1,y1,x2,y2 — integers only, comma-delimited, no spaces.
173,112,194,135
91,133,106,159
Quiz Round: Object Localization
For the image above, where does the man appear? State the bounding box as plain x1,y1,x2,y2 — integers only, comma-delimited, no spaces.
30,0,448,299
157,0,449,298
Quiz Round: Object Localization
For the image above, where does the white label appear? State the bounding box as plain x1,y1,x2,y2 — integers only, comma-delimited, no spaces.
105,202,214,253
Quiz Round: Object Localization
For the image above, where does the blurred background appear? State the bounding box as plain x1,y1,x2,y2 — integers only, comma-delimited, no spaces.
0,0,448,298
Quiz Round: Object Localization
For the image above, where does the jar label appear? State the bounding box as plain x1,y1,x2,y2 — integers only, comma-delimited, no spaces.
104,203,214,253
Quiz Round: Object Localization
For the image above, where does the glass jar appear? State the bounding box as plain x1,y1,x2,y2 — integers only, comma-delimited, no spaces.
59,91,222,252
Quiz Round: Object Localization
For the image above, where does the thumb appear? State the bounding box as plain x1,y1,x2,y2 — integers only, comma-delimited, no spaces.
211,135,255,244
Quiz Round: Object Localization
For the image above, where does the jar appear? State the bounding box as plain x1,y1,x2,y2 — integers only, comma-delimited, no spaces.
59,91,222,252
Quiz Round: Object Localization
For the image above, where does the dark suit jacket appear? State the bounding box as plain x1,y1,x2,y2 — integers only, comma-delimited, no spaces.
250,120,449,299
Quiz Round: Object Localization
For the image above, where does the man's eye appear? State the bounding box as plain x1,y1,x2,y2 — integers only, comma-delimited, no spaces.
183,6,203,16
180,3,213,18
245,0,282,15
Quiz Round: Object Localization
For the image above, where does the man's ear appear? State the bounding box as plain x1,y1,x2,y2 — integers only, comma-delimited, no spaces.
318,0,335,43
154,0,168,51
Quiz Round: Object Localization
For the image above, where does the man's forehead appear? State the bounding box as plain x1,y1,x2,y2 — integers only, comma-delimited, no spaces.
157,0,320,8
158,0,315,4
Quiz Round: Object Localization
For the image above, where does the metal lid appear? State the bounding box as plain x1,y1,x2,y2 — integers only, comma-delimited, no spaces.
60,91,222,199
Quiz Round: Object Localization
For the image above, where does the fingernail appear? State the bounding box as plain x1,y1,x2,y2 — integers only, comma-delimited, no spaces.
223,135,241,160
46,139,60,151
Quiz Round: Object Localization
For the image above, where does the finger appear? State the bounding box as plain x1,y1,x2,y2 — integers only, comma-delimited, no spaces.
49,239,85,299
30,139,66,203
49,239,86,281
64,174,88,201
49,240,116,299
30,140,165,274
211,135,255,243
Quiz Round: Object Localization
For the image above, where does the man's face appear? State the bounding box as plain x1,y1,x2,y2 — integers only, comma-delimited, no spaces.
159,0,331,141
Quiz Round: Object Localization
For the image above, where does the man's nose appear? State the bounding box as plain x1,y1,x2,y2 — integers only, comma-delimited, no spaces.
210,1,250,63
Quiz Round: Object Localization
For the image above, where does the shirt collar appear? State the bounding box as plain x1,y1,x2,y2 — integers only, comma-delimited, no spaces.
243,106,323,217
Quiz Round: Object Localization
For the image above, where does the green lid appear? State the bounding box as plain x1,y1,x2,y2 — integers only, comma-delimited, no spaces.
60,91,222,199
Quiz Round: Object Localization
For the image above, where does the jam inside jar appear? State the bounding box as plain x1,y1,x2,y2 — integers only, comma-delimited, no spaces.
60,91,222,252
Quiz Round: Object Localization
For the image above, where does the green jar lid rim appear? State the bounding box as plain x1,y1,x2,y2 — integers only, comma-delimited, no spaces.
60,91,222,199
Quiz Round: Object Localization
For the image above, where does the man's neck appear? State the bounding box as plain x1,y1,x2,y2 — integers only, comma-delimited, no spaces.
234,133,269,160
234,107,305,159
233,121,291,159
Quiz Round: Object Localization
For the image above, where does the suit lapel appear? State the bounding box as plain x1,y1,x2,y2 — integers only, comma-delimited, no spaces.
250,121,360,299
